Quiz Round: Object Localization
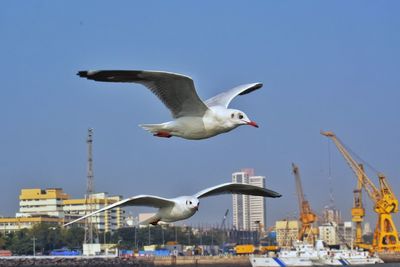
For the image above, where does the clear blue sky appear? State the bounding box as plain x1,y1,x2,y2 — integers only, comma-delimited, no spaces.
1,1,399,227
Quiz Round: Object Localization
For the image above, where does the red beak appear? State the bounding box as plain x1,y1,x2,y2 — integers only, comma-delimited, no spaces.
247,121,259,128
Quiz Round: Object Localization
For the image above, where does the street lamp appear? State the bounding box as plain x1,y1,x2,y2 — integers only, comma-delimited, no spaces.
49,227,58,251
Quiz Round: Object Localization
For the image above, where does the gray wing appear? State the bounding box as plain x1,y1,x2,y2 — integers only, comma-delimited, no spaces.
78,70,209,118
63,195,174,227
205,83,262,108
194,182,281,199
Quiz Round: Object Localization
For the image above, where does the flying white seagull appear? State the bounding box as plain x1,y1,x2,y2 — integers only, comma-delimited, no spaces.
78,70,262,140
64,182,281,226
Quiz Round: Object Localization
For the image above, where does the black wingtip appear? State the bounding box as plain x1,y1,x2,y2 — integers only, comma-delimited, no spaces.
254,83,263,90
77,71,88,78
238,83,263,96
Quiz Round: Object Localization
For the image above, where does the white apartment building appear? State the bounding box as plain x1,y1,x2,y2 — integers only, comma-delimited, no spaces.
232,169,266,231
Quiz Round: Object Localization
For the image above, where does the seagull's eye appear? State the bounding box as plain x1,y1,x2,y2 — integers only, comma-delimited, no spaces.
189,201,192,205
231,113,234,119
238,114,244,119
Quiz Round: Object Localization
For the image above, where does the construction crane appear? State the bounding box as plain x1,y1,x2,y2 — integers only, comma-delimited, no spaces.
220,209,229,229
292,163,317,244
321,130,400,252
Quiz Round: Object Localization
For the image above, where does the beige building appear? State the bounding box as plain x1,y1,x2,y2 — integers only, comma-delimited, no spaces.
0,188,124,233
319,222,340,245
276,220,300,247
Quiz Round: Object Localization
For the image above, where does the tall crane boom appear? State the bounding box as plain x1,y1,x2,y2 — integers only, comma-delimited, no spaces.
292,163,317,243
321,130,400,252
220,209,229,229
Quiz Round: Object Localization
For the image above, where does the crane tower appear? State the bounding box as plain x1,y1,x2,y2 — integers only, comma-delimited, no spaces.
292,163,317,244
321,130,400,252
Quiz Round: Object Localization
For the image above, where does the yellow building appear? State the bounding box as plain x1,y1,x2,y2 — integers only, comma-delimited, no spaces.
63,193,124,232
0,188,124,233
275,220,300,248
17,188,69,218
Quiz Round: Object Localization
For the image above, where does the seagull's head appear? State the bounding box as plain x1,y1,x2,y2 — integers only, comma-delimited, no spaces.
185,198,200,212
227,109,259,128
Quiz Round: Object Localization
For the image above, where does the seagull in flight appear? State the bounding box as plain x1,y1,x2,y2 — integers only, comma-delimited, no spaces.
78,70,262,140
64,182,281,226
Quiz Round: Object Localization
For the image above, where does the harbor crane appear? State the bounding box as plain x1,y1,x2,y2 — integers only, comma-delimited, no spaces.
292,163,317,244
321,131,400,252
352,163,366,246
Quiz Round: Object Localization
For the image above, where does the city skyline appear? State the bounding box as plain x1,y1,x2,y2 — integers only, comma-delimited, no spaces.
1,1,399,229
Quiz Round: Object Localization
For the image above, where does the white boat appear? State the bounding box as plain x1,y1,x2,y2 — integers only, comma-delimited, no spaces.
249,240,383,267
319,249,383,265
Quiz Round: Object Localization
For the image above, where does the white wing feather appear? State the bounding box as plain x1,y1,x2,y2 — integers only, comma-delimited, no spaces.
64,195,174,227
205,83,262,108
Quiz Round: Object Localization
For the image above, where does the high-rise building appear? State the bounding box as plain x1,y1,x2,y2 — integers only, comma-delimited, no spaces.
232,169,266,231
249,176,266,231
232,170,249,230
322,205,342,224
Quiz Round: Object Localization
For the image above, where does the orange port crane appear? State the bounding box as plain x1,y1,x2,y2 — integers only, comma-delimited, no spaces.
292,163,317,243
321,131,400,252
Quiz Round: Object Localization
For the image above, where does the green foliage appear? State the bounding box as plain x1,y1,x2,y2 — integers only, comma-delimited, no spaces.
61,225,84,249
7,229,33,255
1,223,84,255
0,233,6,249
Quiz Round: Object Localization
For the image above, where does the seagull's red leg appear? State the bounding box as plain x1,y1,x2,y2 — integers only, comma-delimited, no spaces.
153,131,172,138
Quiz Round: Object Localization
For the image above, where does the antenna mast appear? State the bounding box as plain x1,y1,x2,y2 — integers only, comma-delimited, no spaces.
84,128,96,244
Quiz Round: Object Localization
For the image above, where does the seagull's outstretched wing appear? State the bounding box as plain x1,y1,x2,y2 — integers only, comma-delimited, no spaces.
64,195,174,227
205,83,262,108
194,182,281,199
78,70,209,118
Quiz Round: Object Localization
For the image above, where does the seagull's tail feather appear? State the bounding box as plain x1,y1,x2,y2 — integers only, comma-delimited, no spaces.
139,124,165,134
